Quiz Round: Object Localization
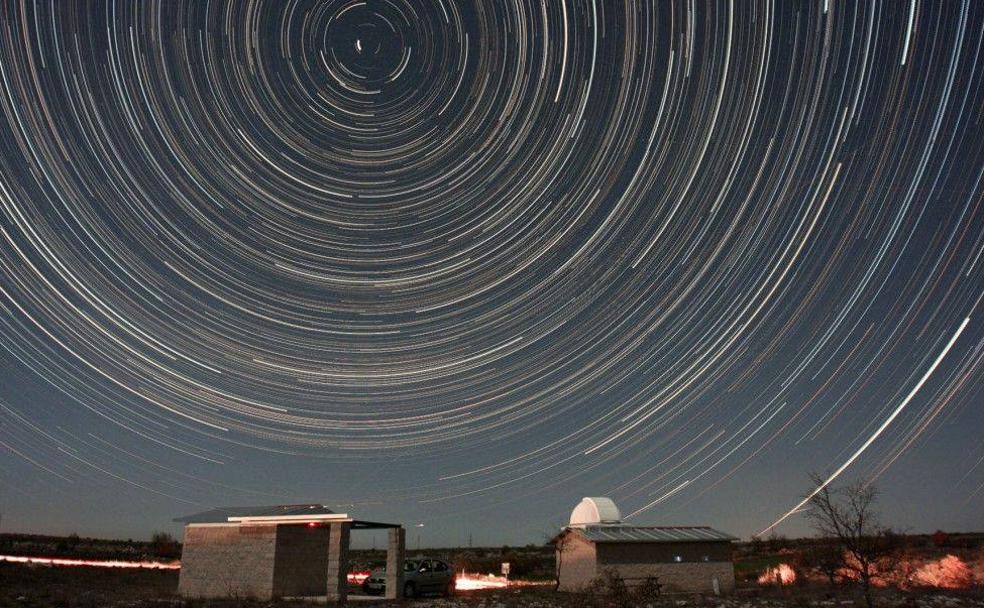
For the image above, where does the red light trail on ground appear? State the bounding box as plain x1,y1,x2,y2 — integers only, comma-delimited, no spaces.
0,554,180,570
455,572,553,591
0,557,550,591
346,570,371,584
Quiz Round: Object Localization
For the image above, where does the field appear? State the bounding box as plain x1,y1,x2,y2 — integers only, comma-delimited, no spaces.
3,560,984,608
2,533,984,608
0,561,176,608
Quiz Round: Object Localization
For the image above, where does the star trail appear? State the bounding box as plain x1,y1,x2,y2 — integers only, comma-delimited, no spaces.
1,1,983,542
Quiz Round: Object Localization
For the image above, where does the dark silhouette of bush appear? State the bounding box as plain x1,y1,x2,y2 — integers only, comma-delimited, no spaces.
149,531,180,559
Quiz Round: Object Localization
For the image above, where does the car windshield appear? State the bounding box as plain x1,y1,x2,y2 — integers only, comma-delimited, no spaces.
404,561,418,572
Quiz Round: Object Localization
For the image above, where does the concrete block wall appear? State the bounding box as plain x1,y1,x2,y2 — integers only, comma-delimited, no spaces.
178,524,278,599
557,535,736,594
596,540,735,593
325,522,351,602
557,533,599,591
599,561,736,594
272,524,330,597
385,527,406,599
598,540,732,563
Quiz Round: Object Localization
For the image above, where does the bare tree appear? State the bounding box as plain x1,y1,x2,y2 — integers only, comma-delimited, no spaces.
804,473,902,608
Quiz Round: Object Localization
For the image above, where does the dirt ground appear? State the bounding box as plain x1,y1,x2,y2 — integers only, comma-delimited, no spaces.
0,561,176,607
2,562,983,608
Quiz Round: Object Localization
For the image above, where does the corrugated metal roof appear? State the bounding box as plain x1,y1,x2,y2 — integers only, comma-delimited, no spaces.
574,525,737,543
174,504,335,524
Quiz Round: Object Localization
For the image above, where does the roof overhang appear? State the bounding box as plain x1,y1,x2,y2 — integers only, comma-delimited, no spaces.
174,504,340,524
184,516,402,529
227,513,351,524
174,504,402,528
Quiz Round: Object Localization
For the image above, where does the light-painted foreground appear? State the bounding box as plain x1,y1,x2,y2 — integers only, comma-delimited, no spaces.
0,554,180,570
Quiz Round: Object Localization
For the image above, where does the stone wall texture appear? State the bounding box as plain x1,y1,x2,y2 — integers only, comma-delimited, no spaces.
597,559,736,594
557,536,736,594
557,533,599,592
598,541,732,563
386,527,406,599
272,525,330,597
179,522,403,601
178,524,278,599
325,522,351,602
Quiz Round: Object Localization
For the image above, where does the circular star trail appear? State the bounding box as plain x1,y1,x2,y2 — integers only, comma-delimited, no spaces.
1,0,983,527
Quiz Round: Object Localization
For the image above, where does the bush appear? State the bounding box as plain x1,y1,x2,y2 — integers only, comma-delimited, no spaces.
56,533,81,553
580,570,660,608
150,531,180,559
634,576,662,605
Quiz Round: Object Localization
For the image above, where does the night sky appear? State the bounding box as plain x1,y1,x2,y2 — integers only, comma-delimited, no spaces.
1,1,983,547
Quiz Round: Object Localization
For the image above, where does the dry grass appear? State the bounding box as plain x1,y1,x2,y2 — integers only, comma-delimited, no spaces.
2,561,982,608
0,561,177,608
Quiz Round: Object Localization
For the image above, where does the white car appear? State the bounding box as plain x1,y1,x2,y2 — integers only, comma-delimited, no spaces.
363,558,456,598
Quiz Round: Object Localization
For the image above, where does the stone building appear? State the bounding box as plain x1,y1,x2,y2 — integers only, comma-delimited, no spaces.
175,504,404,602
554,498,736,594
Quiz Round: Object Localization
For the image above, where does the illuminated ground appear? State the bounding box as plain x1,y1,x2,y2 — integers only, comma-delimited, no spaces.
2,561,983,608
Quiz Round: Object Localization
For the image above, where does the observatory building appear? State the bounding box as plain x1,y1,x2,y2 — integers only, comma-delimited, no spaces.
554,497,736,594
174,504,404,602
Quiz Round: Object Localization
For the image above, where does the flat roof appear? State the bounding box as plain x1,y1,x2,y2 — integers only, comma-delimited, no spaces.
175,504,401,529
175,504,339,524
228,513,350,524
185,520,401,529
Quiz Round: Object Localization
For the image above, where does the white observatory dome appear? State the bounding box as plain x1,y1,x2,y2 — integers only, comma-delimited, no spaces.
569,497,622,527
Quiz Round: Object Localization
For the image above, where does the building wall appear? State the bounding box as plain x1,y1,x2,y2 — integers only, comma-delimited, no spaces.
178,524,278,599
557,536,736,595
557,532,598,591
597,542,735,594
597,540,732,564
272,524,330,597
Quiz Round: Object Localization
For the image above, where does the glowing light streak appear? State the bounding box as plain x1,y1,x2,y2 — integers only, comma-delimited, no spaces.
0,554,180,570
763,317,971,534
